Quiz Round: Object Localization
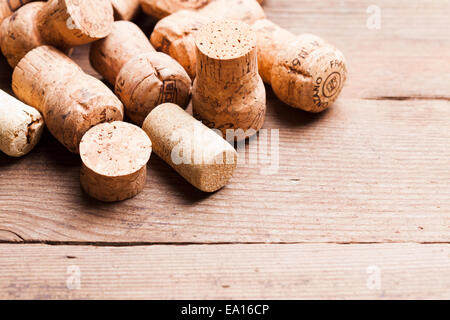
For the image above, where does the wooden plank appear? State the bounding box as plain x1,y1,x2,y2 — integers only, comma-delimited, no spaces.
0,243,448,299
1,0,449,98
65,0,450,100
262,0,450,99
2,0,444,100
0,0,449,245
0,98,449,244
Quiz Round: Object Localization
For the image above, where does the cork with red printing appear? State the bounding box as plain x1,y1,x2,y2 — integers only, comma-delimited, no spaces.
192,20,266,140
12,45,124,153
90,21,191,126
0,0,114,68
80,121,152,202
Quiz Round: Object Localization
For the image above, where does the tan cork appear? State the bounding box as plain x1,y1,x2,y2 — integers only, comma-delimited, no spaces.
90,21,192,126
111,0,140,21
0,89,44,157
0,0,114,68
142,103,237,193
0,2,45,67
80,121,152,202
12,45,124,153
150,0,265,78
252,19,347,112
0,0,33,24
192,20,266,140
0,0,34,39
141,0,264,19
90,21,155,86
141,0,210,19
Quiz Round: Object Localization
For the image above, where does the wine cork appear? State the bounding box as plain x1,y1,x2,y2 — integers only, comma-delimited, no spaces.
252,19,347,112
141,0,265,19
12,45,124,153
0,0,114,68
90,21,155,86
192,20,266,140
142,103,237,193
140,0,211,19
80,121,152,202
90,21,191,126
0,2,45,67
150,0,265,78
0,89,44,157
111,0,140,21
37,0,113,48
0,0,33,24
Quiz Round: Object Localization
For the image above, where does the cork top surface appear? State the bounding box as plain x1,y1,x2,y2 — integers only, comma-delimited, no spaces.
65,0,114,38
195,20,255,60
80,121,151,177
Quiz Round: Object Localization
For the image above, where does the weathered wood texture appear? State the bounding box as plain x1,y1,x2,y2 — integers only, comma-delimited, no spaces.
0,0,449,299
0,97,448,244
0,244,448,299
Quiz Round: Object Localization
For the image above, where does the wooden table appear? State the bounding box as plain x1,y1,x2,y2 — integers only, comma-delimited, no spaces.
0,0,449,299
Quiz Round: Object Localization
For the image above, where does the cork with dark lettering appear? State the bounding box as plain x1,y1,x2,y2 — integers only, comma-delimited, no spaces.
90,21,191,126
12,46,124,153
80,121,152,202
0,0,34,25
252,19,347,112
192,20,266,140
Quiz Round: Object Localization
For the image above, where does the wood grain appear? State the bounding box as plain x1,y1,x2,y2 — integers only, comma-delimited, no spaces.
0,243,448,299
0,97,449,243
0,0,449,299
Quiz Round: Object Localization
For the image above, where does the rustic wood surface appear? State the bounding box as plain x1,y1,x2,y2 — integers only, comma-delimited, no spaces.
0,0,449,299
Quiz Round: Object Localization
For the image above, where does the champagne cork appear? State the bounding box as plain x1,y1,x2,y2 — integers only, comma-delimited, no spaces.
192,20,266,140
12,45,124,153
0,2,44,67
140,0,211,19
141,0,265,19
111,0,140,21
0,0,114,68
0,0,33,24
80,121,152,202
150,0,265,78
142,103,237,193
90,20,155,86
252,19,347,112
0,89,44,157
90,21,191,126
37,0,113,48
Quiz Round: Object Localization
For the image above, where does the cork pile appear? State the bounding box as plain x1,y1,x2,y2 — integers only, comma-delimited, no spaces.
0,0,347,201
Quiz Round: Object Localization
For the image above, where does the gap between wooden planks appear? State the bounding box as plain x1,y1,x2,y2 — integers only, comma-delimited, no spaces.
0,97,448,244
0,0,449,300
0,243,448,299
